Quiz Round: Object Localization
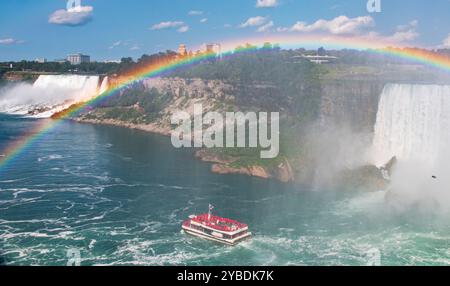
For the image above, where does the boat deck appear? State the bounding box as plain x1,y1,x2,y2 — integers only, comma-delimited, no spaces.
189,214,248,233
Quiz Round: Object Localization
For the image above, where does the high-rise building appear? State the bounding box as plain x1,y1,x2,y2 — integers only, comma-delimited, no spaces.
205,43,221,57
178,44,187,57
67,53,90,65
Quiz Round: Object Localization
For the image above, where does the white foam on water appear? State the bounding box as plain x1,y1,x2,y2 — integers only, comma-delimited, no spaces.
100,237,235,266
88,239,97,249
332,191,386,217
38,154,64,162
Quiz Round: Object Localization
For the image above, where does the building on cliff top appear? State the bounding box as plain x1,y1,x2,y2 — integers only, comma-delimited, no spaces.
67,53,90,65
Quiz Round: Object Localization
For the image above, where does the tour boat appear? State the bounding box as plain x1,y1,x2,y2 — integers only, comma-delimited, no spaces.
182,205,252,246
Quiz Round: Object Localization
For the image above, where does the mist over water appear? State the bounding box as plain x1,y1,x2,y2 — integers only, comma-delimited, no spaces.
305,123,372,188
372,84,450,212
0,75,107,118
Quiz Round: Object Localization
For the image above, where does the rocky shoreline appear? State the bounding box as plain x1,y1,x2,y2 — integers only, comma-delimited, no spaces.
75,117,173,136
195,149,295,183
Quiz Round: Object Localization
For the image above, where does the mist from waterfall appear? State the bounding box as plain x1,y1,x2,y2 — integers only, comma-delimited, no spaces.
372,83,450,212
0,75,107,118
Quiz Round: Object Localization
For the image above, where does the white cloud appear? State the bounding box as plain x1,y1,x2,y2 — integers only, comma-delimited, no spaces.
388,30,419,42
188,10,203,16
443,34,450,47
108,41,141,51
177,26,190,33
256,0,278,8
396,20,418,31
278,15,374,35
357,20,420,45
109,41,122,49
200,18,208,23
387,20,419,43
151,21,184,30
48,6,93,26
257,21,274,32
240,16,268,28
129,45,140,51
0,38,23,45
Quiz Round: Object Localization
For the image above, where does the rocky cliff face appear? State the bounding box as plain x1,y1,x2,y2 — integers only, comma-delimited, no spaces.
2,72,41,82
141,77,290,113
142,77,236,102
78,76,388,185
139,77,385,134
319,79,385,133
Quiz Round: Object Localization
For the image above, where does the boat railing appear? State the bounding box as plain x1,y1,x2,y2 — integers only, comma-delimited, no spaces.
191,214,247,232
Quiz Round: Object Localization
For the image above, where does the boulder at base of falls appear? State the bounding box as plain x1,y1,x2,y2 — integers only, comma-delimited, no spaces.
381,156,397,177
335,165,389,192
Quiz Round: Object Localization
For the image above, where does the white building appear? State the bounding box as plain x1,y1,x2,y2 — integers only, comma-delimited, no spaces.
294,54,338,64
178,44,187,57
103,60,121,64
35,58,47,63
67,53,90,65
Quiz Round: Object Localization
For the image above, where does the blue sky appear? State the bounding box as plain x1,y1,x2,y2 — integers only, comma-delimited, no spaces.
1,0,450,61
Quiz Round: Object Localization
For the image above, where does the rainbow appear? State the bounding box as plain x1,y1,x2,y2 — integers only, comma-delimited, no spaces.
1,35,450,172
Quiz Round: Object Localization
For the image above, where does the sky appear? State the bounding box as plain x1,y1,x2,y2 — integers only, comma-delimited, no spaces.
1,0,450,61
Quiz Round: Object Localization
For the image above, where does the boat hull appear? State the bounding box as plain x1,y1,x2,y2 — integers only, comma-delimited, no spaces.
182,225,252,246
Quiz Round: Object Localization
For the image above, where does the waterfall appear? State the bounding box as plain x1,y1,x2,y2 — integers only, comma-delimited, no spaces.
372,83,450,167
33,75,101,102
0,74,105,118
99,76,109,94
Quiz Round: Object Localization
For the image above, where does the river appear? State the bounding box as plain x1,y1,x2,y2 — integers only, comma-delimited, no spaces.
0,114,449,266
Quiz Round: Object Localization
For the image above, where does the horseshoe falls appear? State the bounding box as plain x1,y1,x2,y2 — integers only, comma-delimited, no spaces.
372,84,450,167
